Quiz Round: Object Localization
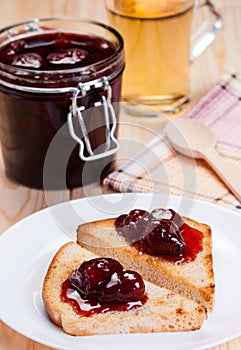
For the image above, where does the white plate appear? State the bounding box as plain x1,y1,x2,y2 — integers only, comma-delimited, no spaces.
1,193,241,350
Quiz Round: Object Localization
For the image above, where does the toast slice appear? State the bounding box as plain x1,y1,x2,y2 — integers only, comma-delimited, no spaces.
42,242,207,336
77,216,215,312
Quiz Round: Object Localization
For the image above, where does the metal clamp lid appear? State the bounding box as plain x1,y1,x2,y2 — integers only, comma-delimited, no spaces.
67,77,120,162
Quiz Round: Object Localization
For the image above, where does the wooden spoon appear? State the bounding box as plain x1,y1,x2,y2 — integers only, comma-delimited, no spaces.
165,118,241,203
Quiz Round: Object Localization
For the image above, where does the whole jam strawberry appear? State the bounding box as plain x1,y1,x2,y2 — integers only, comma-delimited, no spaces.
115,209,152,243
140,217,186,256
151,208,184,229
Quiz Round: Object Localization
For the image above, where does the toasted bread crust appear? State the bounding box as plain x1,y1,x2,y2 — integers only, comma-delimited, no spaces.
42,242,207,335
77,216,215,311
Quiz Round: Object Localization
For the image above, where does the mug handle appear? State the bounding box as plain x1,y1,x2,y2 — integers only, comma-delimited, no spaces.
190,0,222,62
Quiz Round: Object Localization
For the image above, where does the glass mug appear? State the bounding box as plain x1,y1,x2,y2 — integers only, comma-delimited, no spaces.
105,0,222,115
0,17,124,189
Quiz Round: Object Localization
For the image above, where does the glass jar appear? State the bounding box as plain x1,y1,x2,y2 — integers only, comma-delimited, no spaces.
0,17,124,189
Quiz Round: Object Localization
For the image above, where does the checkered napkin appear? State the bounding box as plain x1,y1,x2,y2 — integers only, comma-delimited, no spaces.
103,73,241,212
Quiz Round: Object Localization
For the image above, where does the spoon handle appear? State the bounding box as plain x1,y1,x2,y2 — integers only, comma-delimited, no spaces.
202,147,241,203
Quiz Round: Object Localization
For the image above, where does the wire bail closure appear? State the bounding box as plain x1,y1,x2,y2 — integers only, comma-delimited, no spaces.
67,77,120,162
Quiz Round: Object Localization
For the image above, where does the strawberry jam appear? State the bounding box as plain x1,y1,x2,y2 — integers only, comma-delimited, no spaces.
171,223,203,264
115,208,203,264
0,18,124,189
61,257,147,316
0,32,117,73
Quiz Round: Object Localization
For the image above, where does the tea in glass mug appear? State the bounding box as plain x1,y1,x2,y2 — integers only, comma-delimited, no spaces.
105,0,222,115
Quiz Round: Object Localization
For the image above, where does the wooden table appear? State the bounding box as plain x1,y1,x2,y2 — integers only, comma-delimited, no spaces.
0,0,240,349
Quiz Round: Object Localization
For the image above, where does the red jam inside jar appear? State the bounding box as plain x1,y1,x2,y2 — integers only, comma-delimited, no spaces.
0,18,124,189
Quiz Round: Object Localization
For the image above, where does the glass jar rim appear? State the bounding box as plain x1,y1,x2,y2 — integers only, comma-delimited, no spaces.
0,16,124,82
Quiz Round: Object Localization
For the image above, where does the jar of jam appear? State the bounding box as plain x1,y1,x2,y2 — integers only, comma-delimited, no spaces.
0,17,124,189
